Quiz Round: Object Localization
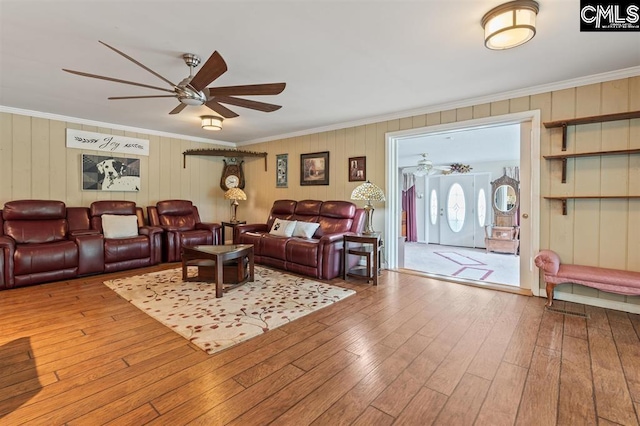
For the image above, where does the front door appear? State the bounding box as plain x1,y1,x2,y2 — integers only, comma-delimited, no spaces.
439,174,475,247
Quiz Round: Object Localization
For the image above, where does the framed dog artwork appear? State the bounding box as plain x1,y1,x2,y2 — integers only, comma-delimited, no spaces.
82,154,141,191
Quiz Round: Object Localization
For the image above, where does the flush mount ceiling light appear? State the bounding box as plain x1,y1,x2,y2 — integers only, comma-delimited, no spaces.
201,115,223,131
482,0,539,50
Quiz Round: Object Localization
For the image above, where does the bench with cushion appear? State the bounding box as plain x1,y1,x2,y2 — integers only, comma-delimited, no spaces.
534,249,640,307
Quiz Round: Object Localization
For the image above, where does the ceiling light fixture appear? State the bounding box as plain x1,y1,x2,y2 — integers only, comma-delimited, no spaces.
413,153,433,177
481,0,539,50
201,115,223,131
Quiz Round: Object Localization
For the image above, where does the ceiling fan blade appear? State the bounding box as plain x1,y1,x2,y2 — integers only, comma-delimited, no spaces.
62,69,175,93
215,96,281,112
204,100,239,118
206,83,286,96
189,51,227,92
169,103,187,115
109,95,176,100
98,41,177,88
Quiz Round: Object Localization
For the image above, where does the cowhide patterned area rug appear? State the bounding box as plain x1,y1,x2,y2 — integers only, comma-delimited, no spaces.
104,266,355,355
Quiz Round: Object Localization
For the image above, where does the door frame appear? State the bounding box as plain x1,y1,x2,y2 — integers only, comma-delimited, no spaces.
385,110,541,295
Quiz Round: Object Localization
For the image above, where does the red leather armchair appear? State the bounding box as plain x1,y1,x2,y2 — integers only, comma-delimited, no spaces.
0,200,102,290
147,200,221,262
90,201,162,272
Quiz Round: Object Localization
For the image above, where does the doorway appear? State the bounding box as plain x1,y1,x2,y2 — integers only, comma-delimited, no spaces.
385,111,540,295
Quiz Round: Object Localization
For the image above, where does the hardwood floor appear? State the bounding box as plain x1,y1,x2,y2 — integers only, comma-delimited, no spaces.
1,264,640,425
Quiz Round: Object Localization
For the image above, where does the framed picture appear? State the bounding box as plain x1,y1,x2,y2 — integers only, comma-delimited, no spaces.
348,156,366,182
82,154,141,191
276,153,288,188
300,151,329,186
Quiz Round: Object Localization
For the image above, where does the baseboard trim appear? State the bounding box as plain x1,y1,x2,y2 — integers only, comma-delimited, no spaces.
393,268,533,297
542,290,640,314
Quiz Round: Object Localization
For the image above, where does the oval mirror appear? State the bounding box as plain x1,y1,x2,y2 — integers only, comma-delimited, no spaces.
494,184,517,212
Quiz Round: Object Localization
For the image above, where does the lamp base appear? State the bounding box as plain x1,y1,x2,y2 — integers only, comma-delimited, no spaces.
230,200,239,223
363,203,375,234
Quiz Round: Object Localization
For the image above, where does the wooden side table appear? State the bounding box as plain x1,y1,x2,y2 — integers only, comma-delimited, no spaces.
343,233,382,285
221,220,246,244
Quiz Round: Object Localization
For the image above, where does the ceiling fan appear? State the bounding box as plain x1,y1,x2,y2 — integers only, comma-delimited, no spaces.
62,41,286,118
411,153,451,176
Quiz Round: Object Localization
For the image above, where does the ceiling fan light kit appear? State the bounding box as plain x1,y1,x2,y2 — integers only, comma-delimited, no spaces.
482,0,539,50
62,41,286,121
201,115,223,131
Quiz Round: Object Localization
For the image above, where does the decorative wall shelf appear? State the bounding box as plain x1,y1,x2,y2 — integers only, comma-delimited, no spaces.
543,110,640,151
544,148,640,183
543,111,640,215
182,148,268,170
544,195,640,215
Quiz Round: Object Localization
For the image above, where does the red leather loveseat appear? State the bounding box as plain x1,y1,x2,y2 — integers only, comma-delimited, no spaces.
234,200,365,279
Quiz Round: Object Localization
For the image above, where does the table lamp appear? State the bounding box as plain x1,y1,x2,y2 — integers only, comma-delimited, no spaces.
350,180,385,234
224,187,247,223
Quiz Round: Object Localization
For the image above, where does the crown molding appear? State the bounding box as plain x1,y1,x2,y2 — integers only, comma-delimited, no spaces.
238,66,640,146
0,105,235,147
2,66,638,148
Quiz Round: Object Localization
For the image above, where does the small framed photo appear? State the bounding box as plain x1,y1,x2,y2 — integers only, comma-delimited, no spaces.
348,156,366,182
300,151,329,186
276,154,288,188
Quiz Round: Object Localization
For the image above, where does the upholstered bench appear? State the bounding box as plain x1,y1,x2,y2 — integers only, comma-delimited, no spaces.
534,249,640,307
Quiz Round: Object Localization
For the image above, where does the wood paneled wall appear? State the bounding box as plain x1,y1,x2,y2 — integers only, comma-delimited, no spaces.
1,76,638,309
0,114,231,222
242,76,640,309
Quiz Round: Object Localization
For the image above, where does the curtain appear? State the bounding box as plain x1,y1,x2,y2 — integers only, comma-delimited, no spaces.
402,173,418,242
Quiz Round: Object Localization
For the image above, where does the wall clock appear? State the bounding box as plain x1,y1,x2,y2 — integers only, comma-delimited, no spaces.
220,158,245,191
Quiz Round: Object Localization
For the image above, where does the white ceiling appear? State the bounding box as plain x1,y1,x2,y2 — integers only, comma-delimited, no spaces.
397,123,521,168
1,0,639,149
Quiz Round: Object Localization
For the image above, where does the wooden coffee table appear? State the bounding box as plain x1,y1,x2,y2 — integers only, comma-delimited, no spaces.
181,244,254,298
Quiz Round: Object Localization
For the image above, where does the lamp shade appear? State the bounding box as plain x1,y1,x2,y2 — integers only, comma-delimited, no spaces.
482,0,539,50
224,187,247,201
201,115,223,131
351,181,386,202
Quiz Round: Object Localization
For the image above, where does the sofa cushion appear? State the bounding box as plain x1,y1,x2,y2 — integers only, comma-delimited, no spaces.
261,235,289,260
4,219,68,244
270,218,297,237
266,200,297,230
14,240,78,275
104,236,150,262
293,221,320,239
286,239,319,267
102,214,139,239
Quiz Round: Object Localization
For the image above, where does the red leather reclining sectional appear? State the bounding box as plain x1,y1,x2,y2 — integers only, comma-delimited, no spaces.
0,200,162,290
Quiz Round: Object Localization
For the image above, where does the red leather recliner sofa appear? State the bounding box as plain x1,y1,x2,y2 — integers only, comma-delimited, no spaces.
234,199,365,279
0,200,163,290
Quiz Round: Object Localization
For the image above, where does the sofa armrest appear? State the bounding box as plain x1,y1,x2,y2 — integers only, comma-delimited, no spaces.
319,233,349,245
0,236,15,289
71,233,105,275
139,226,163,237
534,250,561,275
196,222,222,245
196,222,221,232
236,224,269,234
68,229,102,238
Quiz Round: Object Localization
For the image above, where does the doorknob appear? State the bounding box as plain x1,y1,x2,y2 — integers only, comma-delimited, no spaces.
522,213,529,219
